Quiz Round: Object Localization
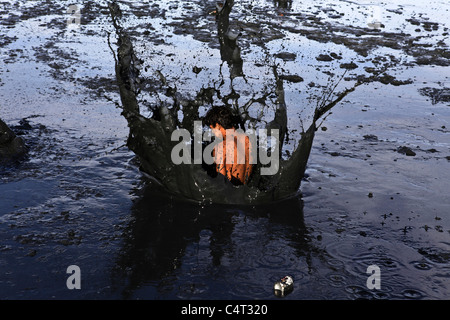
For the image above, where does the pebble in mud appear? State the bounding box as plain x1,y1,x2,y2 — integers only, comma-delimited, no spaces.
363,134,378,142
274,52,297,61
316,54,333,62
279,74,304,83
330,52,342,60
0,118,27,163
339,62,358,70
397,146,416,156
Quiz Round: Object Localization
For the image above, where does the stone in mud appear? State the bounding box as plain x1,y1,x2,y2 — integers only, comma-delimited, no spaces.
316,54,333,62
279,74,304,83
422,21,439,32
397,146,416,156
406,18,421,26
274,52,297,61
340,62,358,70
192,66,203,74
0,118,27,164
329,152,340,157
375,74,413,86
329,52,342,60
363,134,378,142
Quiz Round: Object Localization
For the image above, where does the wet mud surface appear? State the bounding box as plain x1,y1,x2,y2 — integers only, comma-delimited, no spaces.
1,0,449,299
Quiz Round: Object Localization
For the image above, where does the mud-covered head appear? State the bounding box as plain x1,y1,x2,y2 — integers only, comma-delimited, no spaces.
203,105,240,130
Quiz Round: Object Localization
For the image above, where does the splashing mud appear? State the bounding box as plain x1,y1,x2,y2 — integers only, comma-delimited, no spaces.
108,0,375,204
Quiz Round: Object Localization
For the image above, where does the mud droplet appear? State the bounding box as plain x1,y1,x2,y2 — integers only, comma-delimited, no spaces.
192,66,202,74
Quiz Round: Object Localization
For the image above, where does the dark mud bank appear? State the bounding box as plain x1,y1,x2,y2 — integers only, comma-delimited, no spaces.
0,118,27,164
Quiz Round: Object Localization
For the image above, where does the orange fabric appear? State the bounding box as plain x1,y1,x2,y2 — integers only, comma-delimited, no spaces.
210,124,253,185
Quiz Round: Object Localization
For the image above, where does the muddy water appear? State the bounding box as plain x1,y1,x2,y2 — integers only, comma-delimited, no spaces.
1,0,449,299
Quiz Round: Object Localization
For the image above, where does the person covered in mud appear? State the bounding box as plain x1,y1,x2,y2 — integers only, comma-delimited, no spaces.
203,106,253,186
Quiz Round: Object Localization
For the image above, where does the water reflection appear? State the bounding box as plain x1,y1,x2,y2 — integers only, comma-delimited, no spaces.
112,182,310,299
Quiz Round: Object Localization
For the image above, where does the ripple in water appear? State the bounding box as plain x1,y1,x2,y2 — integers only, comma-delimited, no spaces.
401,288,425,300
411,260,433,271
345,282,394,300
323,273,347,288
256,243,299,269
228,270,273,299
345,285,376,299
326,258,346,270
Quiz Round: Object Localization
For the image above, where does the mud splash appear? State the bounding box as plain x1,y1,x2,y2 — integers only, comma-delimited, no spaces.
108,1,370,204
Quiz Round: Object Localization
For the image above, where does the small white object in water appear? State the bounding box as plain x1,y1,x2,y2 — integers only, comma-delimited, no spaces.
274,276,294,297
